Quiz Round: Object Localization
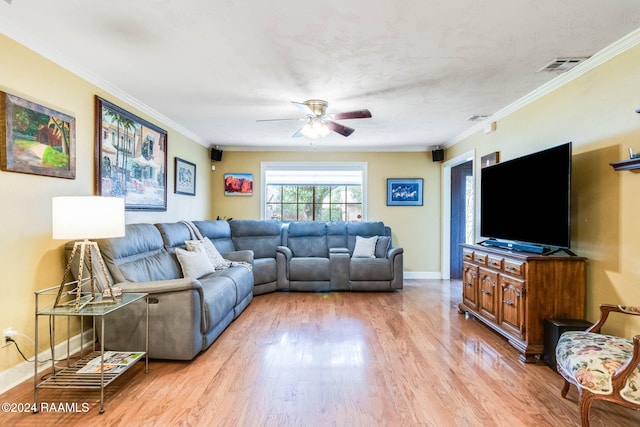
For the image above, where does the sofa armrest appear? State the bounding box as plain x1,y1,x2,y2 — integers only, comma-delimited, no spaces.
329,248,350,289
276,246,292,289
117,278,208,335
117,278,204,295
276,245,292,260
113,277,210,354
222,249,254,266
387,247,404,259
330,247,350,254
388,247,404,289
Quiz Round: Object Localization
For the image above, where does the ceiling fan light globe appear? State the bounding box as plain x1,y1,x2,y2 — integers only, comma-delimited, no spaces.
319,124,331,137
300,123,319,139
311,121,324,132
300,120,330,139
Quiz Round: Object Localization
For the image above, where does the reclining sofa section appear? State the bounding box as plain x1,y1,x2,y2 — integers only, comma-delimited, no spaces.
195,219,403,294
276,221,404,292
93,221,254,361
85,219,402,360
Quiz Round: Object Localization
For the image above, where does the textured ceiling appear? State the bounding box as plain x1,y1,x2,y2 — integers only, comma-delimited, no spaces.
2,1,640,151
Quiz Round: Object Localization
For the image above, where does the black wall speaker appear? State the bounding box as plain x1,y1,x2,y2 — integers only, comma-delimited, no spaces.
210,148,223,162
432,148,444,162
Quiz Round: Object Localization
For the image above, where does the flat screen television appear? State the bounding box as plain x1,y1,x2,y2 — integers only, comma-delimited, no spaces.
480,142,572,252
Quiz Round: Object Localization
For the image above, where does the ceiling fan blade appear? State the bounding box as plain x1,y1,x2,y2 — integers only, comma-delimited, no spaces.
291,101,315,116
326,121,355,137
256,118,304,122
331,109,372,120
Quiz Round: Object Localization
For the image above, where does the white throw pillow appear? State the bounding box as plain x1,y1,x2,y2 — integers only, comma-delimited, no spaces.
352,235,379,258
175,247,215,279
185,237,230,269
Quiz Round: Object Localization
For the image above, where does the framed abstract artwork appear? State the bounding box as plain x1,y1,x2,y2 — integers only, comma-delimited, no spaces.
387,178,423,206
0,92,76,179
224,173,253,196
95,96,168,211
174,157,196,196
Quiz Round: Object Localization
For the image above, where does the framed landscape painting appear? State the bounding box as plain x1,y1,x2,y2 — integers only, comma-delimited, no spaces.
387,178,423,206
224,173,253,196
174,157,196,196
0,92,76,179
95,96,168,211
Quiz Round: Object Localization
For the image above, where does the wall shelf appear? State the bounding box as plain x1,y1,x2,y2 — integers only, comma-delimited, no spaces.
610,158,640,171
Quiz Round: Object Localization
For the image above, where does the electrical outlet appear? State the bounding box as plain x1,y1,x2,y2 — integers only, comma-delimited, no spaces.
2,328,17,347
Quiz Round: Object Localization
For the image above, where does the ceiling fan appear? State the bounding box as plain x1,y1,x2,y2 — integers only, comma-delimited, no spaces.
257,99,372,139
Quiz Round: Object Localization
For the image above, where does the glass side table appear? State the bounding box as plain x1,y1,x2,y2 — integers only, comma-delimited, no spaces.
34,286,149,414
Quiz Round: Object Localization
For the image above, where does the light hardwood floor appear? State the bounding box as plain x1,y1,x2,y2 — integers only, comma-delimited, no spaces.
1,279,638,426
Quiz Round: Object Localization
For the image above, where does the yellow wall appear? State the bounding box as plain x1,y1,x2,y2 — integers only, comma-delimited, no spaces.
6,22,638,381
0,35,212,375
447,44,640,337
0,34,442,380
210,150,441,274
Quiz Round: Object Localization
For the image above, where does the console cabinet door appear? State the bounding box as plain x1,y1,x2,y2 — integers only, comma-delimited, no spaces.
462,262,479,311
499,275,526,339
460,243,586,363
478,268,499,323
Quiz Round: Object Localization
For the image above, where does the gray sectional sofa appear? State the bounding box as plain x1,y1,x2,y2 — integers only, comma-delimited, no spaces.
92,222,254,360
276,220,404,292
84,219,403,360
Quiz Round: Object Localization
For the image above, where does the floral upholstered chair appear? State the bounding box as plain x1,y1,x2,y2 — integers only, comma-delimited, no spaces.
556,304,640,427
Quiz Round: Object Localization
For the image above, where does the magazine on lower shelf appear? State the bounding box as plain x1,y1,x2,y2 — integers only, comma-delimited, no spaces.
77,351,144,374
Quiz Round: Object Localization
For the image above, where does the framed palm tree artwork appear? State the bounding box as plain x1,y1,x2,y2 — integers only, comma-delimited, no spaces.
95,96,168,211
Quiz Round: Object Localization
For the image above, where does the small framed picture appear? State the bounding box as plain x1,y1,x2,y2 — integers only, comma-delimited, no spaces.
224,173,253,196
174,157,196,196
387,178,423,206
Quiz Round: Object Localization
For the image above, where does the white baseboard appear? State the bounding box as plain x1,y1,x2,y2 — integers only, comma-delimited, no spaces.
404,271,442,279
0,329,94,395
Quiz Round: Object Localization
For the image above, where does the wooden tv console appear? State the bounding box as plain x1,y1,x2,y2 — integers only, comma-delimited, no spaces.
458,243,586,363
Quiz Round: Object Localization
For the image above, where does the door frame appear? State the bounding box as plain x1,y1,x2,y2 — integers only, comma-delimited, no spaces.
441,150,475,280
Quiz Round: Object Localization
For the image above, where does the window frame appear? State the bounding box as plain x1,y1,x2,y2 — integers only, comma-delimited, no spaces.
260,162,368,221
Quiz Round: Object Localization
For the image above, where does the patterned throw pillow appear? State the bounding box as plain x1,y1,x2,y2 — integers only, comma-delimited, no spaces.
185,237,231,269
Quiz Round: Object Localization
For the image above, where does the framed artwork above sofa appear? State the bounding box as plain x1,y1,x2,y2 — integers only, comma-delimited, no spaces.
95,96,168,211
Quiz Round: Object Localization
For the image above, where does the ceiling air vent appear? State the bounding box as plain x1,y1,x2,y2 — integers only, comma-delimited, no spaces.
538,57,590,73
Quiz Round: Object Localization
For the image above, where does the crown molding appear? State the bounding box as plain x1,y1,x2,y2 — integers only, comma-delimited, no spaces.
444,27,640,149
221,144,429,152
4,13,639,152
0,17,206,146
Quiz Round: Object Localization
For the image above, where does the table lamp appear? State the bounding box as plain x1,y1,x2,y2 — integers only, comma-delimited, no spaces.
52,196,125,311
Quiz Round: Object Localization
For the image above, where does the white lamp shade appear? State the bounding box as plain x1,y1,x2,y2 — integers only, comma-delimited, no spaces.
52,196,125,240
